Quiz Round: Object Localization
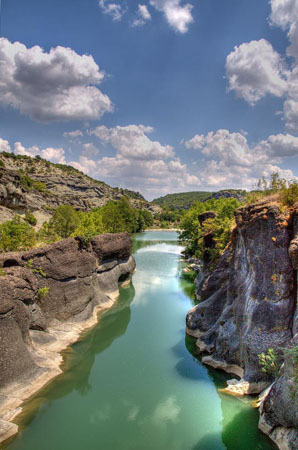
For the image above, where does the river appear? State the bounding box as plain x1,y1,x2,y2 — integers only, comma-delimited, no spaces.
3,231,277,450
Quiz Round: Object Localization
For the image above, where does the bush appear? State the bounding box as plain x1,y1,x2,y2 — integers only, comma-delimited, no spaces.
258,348,282,378
25,211,37,226
38,286,50,299
0,216,37,252
20,175,46,192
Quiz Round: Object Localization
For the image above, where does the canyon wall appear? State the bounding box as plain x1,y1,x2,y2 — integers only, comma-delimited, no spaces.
0,232,135,444
186,201,298,450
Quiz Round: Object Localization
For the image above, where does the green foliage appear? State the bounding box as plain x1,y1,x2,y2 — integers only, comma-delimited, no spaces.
50,205,80,238
0,215,37,252
20,175,46,192
0,159,5,168
25,259,47,277
179,197,240,261
153,190,246,210
37,221,60,244
38,200,153,245
0,267,6,276
24,211,37,226
38,286,50,299
258,348,282,378
248,172,298,206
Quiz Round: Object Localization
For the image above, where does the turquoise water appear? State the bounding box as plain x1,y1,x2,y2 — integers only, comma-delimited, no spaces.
3,231,276,450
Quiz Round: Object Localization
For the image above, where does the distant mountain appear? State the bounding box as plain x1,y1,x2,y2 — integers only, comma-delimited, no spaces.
152,189,247,210
0,152,160,227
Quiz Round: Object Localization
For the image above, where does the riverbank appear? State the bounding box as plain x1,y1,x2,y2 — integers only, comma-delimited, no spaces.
0,233,136,445
185,200,298,450
2,230,276,450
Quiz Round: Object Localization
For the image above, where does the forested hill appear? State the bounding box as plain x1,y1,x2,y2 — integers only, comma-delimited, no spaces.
0,152,161,226
152,189,247,210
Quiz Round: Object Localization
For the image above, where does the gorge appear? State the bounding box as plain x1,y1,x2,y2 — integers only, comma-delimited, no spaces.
0,231,278,450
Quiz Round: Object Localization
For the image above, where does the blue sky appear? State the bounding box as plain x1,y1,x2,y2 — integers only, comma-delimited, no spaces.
0,0,298,199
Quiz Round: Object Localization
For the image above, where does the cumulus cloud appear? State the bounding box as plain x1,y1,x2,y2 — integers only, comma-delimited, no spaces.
68,124,199,198
270,0,298,60
0,138,11,153
132,4,152,27
226,1,298,131
98,0,125,21
14,142,66,164
91,124,174,160
150,0,194,33
0,38,113,122
185,129,298,190
226,39,288,105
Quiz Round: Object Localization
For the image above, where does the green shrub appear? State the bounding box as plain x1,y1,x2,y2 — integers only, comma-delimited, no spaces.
25,211,37,226
0,160,5,168
38,286,50,299
20,175,46,192
0,216,37,252
258,348,282,378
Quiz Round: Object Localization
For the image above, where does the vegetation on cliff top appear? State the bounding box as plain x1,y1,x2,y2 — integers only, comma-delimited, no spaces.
0,198,154,252
152,189,246,210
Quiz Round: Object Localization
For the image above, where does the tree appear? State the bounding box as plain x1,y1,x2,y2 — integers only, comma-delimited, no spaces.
50,205,80,238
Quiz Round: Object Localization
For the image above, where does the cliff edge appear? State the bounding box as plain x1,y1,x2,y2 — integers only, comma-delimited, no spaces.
186,200,298,450
0,232,136,444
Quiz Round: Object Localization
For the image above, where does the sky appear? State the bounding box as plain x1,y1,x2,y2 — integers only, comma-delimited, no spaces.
0,0,298,200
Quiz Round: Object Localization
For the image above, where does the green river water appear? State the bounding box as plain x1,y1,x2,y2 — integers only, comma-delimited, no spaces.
3,231,277,450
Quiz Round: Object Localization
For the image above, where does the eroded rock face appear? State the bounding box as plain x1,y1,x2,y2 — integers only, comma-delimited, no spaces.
186,200,298,448
0,233,135,390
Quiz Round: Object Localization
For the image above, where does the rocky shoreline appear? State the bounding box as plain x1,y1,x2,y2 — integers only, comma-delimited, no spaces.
186,200,298,450
0,233,136,445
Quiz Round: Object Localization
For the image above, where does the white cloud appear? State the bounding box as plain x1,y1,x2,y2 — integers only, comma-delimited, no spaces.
150,0,194,33
0,38,113,122
132,4,152,27
63,130,83,138
0,138,11,153
185,134,205,149
98,0,125,21
226,39,288,105
185,129,298,190
284,65,298,130
82,143,100,157
14,142,66,164
69,155,97,173
68,124,200,198
270,0,298,60
226,2,298,132
91,124,174,160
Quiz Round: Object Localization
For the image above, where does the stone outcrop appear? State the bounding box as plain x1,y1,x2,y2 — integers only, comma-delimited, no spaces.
0,154,157,227
0,232,135,444
186,200,298,450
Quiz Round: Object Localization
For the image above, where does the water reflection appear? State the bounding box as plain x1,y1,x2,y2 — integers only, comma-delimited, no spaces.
12,284,135,433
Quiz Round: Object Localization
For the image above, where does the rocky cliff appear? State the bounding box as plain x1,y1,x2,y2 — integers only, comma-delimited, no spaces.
186,200,298,450
0,232,136,444
0,153,160,227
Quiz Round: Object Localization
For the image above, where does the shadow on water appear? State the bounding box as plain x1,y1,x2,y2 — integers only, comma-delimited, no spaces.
184,335,278,450
191,406,278,450
11,283,136,433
